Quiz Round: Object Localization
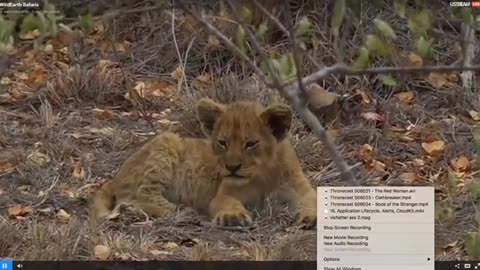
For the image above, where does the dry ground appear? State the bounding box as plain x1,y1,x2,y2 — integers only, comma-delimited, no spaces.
1,0,480,261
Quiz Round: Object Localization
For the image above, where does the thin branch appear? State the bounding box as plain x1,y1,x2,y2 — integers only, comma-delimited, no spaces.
283,6,308,103
224,0,282,88
459,22,476,91
170,7,189,92
178,2,480,186
177,1,271,85
252,0,290,37
294,64,480,89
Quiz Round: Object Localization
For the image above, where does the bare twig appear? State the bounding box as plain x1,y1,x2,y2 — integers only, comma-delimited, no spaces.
252,0,290,37
178,2,270,84
178,2,480,186
224,0,281,88
283,6,308,103
460,22,476,91
170,8,189,92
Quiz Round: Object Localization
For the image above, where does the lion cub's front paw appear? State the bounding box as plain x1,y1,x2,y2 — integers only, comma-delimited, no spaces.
213,208,253,227
294,208,317,229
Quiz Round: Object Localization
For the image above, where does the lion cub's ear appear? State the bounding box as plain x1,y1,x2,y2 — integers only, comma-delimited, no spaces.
260,104,293,141
196,98,226,136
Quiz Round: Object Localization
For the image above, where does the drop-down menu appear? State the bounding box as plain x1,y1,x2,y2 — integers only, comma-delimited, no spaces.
317,187,434,270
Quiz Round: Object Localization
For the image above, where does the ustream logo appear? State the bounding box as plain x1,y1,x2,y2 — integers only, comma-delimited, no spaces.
449,1,471,6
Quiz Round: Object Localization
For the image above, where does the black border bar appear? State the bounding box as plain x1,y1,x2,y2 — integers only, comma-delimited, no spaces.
4,261,476,270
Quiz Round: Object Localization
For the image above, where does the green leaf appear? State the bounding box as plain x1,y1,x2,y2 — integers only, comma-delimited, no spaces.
407,9,433,36
330,0,345,37
352,47,370,70
465,233,480,258
379,74,398,87
79,14,95,32
373,18,397,40
0,36,14,55
295,16,313,38
365,34,389,56
372,0,385,8
20,13,40,34
461,8,474,26
468,180,480,200
36,12,49,33
260,59,270,74
240,4,253,24
393,0,407,18
255,22,269,42
414,36,434,58
0,17,15,42
235,25,248,57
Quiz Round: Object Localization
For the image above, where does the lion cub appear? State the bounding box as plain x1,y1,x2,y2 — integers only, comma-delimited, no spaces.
90,98,317,227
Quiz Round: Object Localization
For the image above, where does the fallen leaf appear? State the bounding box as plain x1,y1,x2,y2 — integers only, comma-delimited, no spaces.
414,158,425,166
447,73,458,82
72,162,86,180
469,110,480,121
9,87,28,100
171,65,184,81
207,35,220,49
19,29,41,40
94,245,112,260
355,89,371,104
362,144,374,153
451,156,471,172
0,188,4,195
408,53,423,67
27,150,51,167
399,172,417,183
43,44,54,55
397,134,415,142
427,72,447,88
56,209,71,222
38,207,54,214
372,160,386,172
87,127,114,136
0,77,12,85
394,91,414,104
131,80,177,99
195,73,211,84
8,204,34,218
26,67,47,87
150,249,173,256
361,112,384,122
114,253,131,260
105,210,120,220
421,140,446,155
164,242,180,250
18,185,32,192
0,160,15,174
100,40,131,53
14,72,29,80
93,108,114,121
96,59,118,70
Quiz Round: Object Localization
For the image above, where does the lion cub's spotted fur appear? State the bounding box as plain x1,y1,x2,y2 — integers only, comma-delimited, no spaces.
90,98,317,227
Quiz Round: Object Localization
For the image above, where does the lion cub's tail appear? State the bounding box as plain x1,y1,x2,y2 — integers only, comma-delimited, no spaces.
90,180,116,222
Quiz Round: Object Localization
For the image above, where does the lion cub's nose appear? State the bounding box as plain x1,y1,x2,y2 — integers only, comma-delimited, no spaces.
225,164,242,173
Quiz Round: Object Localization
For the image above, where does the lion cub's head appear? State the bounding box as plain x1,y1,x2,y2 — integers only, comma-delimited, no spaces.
196,97,293,185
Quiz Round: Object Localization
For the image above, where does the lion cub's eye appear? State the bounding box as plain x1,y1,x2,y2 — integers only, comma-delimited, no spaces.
244,140,259,149
217,140,228,149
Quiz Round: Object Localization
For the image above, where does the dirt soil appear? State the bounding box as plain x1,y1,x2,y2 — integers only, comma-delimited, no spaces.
1,1,480,261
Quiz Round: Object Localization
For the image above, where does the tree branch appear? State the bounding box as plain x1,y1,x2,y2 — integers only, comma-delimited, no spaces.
177,2,480,186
